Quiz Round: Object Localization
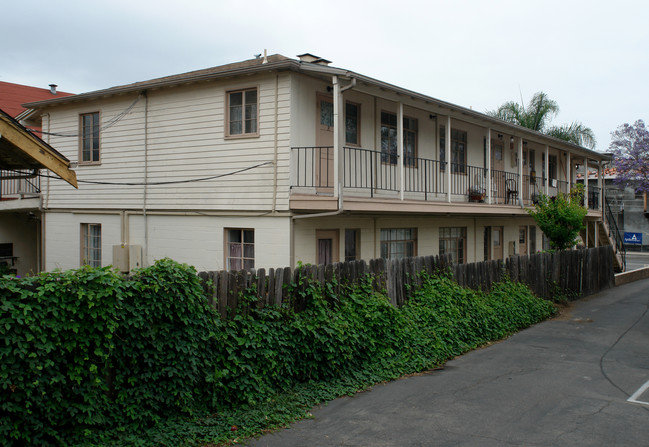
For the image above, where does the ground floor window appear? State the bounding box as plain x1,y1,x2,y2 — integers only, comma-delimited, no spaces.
226,228,254,270
439,227,467,264
380,228,417,259
81,223,101,267
345,229,360,262
529,226,537,254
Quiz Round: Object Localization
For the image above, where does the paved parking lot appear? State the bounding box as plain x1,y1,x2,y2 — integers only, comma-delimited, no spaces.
625,251,649,271
247,279,649,446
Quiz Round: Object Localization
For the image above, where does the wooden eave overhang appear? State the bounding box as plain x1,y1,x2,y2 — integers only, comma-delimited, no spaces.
0,109,77,188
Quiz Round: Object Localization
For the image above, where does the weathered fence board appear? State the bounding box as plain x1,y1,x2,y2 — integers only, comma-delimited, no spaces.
198,247,615,319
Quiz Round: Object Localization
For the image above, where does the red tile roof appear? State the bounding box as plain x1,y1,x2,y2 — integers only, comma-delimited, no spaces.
576,167,618,179
0,81,74,118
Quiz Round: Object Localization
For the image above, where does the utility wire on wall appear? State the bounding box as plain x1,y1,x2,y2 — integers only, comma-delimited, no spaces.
15,161,273,186
28,94,143,137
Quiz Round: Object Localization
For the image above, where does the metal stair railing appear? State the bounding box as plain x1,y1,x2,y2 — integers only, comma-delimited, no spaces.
605,196,626,271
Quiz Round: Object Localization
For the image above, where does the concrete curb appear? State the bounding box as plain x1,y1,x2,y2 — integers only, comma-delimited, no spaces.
615,267,649,286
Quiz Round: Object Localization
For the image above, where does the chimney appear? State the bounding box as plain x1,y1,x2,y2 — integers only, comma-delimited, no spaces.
296,53,331,66
49,84,57,95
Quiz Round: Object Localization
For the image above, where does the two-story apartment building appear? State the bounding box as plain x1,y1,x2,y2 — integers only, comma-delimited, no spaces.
8,53,612,274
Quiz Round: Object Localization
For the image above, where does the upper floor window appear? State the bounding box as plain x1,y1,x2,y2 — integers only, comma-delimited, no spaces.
227,88,258,137
440,127,467,173
548,154,558,180
380,112,417,166
345,102,360,146
80,112,100,164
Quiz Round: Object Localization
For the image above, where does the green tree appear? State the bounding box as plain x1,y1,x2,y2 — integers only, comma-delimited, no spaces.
487,92,596,149
527,184,588,251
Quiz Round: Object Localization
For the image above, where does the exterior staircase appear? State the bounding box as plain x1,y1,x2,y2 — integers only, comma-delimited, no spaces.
581,197,626,272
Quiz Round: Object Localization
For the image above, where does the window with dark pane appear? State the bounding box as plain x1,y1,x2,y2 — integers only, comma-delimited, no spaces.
345,102,359,145
80,112,100,163
439,126,466,173
380,228,416,259
404,117,418,166
226,228,254,270
345,229,360,261
228,88,258,136
381,112,417,165
380,112,398,164
320,100,333,126
439,227,466,264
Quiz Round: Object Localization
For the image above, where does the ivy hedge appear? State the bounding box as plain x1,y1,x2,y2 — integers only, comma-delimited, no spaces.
0,259,555,446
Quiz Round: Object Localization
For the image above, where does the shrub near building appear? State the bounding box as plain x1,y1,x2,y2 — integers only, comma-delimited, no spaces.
0,260,554,446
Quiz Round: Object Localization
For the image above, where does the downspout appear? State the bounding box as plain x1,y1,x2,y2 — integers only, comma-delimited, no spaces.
41,112,51,271
332,76,356,199
142,91,149,266
291,76,354,222
272,72,279,212
333,76,340,198
289,78,354,262
486,128,491,204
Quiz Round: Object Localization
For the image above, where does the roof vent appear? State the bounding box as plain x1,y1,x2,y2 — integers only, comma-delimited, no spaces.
296,53,332,66
49,84,57,95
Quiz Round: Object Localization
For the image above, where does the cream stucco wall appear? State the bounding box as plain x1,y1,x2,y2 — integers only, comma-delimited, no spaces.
292,214,542,266
44,212,291,272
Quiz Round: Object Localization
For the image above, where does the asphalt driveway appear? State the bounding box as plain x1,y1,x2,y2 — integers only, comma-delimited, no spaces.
246,278,649,446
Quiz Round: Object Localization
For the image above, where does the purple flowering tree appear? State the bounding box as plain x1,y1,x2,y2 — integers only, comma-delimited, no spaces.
611,120,649,193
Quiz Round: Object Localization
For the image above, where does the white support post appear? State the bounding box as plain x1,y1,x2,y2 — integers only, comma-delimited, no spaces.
332,76,341,198
544,145,549,194
517,137,523,204
598,164,604,213
486,128,492,204
398,102,404,201
584,159,589,206
446,115,452,203
567,152,572,188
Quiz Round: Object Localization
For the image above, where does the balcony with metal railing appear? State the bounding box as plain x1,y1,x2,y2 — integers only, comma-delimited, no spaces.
290,146,595,211
0,170,41,200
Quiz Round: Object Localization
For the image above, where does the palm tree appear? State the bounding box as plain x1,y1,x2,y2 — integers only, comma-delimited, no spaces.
487,92,596,149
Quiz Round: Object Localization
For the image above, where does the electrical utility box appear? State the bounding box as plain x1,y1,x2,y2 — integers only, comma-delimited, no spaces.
112,244,143,273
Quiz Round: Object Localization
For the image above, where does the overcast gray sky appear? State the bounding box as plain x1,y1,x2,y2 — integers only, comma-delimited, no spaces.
4,0,648,150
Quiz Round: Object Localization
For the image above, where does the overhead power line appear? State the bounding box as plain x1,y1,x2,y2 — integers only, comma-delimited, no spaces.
29,94,143,137
14,161,273,186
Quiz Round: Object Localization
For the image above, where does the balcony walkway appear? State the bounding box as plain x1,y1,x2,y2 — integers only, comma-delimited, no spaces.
291,146,601,212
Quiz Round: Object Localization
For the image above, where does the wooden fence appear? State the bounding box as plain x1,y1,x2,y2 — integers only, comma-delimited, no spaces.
198,246,615,319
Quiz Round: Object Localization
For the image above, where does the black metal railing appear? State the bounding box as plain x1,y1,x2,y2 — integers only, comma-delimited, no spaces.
403,156,445,199
491,169,519,204
0,170,41,200
450,163,487,198
291,147,580,207
292,146,334,189
605,196,626,270
343,147,398,195
522,174,543,205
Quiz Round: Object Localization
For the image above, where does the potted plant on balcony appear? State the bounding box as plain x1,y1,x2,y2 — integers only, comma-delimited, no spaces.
468,185,486,202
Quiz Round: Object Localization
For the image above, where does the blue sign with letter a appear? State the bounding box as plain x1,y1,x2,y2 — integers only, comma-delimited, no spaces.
624,232,643,244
